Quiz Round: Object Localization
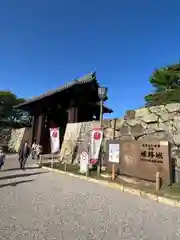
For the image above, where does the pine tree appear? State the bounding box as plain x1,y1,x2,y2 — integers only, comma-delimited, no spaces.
145,63,180,106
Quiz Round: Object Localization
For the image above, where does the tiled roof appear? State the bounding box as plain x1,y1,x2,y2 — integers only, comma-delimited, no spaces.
15,72,97,108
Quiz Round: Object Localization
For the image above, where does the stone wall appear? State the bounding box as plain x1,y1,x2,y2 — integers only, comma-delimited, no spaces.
59,103,180,183
102,103,180,182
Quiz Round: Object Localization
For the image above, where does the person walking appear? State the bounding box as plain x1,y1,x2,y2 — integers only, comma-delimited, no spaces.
19,141,30,170
0,147,5,170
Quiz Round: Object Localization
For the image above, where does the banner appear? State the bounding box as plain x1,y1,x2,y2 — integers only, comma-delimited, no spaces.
90,128,103,161
49,128,60,153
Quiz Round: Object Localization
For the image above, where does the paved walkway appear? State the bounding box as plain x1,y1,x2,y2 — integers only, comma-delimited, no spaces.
0,156,180,239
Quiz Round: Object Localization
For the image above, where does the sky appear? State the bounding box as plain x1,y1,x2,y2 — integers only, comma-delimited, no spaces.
0,0,180,118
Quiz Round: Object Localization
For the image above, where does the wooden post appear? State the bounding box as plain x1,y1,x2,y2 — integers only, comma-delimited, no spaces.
51,155,54,168
156,172,160,191
97,100,103,177
112,163,115,180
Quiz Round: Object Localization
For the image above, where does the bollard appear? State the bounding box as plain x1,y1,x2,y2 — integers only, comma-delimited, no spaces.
156,172,160,191
97,164,100,177
64,162,67,171
86,164,89,177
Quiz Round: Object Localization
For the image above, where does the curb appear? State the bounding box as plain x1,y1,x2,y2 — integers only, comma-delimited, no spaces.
41,166,180,208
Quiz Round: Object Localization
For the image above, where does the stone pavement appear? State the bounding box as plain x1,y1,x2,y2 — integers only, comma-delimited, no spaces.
0,156,180,239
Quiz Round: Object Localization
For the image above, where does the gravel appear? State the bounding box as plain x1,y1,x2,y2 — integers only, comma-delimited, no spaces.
0,158,180,239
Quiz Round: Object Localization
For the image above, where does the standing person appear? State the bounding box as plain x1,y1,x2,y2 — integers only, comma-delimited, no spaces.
19,141,30,170
0,147,5,170
31,140,37,160
36,144,42,160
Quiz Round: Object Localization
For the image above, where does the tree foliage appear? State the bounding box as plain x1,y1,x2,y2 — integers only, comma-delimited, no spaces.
0,91,31,127
145,63,180,106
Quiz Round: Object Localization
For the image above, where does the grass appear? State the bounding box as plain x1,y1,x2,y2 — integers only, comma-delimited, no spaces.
160,184,180,200
41,162,180,201
42,162,109,180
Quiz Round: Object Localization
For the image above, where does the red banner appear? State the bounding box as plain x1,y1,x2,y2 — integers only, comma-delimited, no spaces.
90,128,103,163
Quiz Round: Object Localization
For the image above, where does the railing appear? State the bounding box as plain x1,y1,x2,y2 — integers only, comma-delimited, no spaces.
37,153,61,168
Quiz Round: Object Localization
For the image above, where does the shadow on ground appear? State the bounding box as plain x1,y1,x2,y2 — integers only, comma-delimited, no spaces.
0,171,48,181
0,179,34,188
1,166,41,172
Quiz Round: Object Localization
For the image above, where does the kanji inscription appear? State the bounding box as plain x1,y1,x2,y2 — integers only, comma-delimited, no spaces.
140,143,164,164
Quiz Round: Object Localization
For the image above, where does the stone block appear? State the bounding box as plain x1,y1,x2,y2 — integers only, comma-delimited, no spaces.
146,122,173,134
165,103,180,112
120,125,130,136
141,114,159,123
138,131,169,141
130,124,145,137
124,110,135,120
120,135,134,140
102,119,111,129
114,119,124,130
172,133,180,146
135,108,158,123
125,119,142,127
148,105,168,115
92,121,100,128
146,123,160,131
172,120,180,130
135,107,150,118
173,112,180,121
104,128,115,139
158,122,174,132
159,112,177,122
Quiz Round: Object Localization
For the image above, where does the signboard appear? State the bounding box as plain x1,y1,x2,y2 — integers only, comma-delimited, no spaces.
80,151,89,173
108,143,120,163
118,140,172,184
103,140,172,184
49,128,60,154
90,128,103,161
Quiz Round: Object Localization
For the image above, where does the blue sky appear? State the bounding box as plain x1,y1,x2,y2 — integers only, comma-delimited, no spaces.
0,0,180,118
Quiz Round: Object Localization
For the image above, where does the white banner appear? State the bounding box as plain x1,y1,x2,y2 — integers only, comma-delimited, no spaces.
49,128,60,154
80,151,89,173
90,128,103,160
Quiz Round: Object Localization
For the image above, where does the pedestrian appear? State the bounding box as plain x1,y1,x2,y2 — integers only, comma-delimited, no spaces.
19,141,30,170
0,146,5,170
36,144,42,161
31,140,37,160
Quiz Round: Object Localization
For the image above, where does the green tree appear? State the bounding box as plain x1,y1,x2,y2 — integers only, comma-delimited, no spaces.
145,63,180,106
0,91,30,126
